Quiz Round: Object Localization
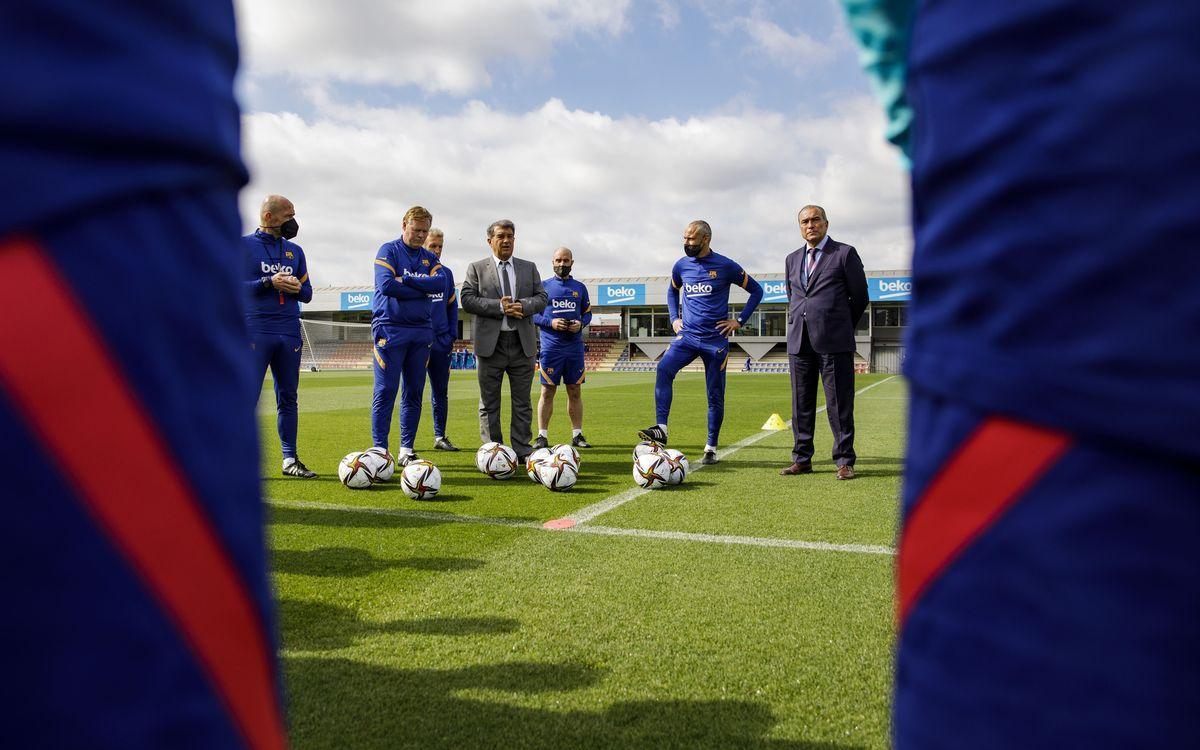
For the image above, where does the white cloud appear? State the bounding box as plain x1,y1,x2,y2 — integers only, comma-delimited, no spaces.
731,12,835,73
241,96,910,286
234,0,631,95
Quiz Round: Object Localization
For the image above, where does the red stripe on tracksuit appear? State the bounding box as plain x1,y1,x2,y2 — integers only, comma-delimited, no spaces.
0,238,286,750
897,417,1071,624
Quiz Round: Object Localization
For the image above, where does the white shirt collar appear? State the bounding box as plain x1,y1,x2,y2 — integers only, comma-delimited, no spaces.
806,235,831,253
492,254,514,270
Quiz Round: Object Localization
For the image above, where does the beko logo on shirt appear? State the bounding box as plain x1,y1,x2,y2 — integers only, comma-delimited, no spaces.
430,293,445,302
260,261,294,275
684,281,713,295
552,298,578,311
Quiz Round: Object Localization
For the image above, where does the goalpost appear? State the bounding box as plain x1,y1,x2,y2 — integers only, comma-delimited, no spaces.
298,318,375,371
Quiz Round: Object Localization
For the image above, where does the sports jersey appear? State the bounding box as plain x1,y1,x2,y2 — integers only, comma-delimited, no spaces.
428,264,459,351
372,239,445,331
1,2,285,747
533,276,592,351
839,2,1200,747
0,1,247,239
666,251,763,340
841,0,1200,460
243,230,312,335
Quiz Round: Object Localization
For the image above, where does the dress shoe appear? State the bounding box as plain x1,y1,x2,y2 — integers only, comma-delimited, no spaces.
779,462,813,476
836,465,856,480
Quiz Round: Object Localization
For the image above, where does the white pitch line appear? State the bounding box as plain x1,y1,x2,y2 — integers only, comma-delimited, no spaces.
266,499,892,555
571,524,894,555
559,375,899,525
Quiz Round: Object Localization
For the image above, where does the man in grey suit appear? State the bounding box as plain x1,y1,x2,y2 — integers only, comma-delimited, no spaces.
781,205,869,480
460,220,548,460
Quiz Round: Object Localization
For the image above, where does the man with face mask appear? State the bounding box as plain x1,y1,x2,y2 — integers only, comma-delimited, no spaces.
244,193,316,478
639,221,764,464
532,247,593,450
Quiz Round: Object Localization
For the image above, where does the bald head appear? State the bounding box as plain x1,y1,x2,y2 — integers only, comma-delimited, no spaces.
552,246,574,278
259,195,297,238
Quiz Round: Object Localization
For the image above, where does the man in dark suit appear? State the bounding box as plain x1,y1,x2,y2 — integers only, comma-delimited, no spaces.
459,220,548,460
781,205,868,479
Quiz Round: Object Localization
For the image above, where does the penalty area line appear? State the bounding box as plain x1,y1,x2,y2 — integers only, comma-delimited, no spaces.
550,375,899,528
266,499,893,555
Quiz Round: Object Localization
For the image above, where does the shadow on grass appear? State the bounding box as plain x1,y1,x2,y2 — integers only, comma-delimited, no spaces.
269,503,537,528
272,547,486,578
284,655,862,749
279,600,520,651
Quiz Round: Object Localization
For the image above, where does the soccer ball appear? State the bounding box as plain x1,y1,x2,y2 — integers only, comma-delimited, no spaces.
338,452,373,490
476,442,518,479
400,459,441,500
551,443,580,468
360,447,394,482
525,447,553,483
661,448,689,485
536,455,578,491
632,452,671,490
632,440,665,461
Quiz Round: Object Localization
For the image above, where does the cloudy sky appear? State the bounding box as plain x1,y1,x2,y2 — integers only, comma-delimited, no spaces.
233,0,911,286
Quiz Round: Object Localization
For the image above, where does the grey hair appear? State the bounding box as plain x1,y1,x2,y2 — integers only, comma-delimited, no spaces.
487,219,515,239
686,220,712,240
427,227,445,238
798,205,828,221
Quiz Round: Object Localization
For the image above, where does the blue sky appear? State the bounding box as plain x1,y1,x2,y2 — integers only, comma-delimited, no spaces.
234,0,908,286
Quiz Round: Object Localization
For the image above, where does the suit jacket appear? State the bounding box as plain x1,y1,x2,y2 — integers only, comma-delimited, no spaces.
785,237,869,354
460,255,548,358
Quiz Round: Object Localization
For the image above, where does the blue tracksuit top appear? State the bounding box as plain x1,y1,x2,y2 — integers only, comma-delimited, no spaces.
533,276,592,351
242,230,312,336
0,1,247,239
428,265,459,351
841,0,1200,460
667,251,763,340
372,238,445,333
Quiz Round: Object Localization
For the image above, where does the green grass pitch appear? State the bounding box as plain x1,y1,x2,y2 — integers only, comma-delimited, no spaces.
262,369,906,748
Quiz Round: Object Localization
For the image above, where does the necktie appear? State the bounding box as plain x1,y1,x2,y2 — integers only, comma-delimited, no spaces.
805,248,817,286
500,261,513,299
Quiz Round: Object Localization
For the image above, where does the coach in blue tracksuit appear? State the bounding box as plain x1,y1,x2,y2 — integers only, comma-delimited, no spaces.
423,227,460,451
532,247,593,450
371,206,445,465
639,220,763,465
244,194,316,478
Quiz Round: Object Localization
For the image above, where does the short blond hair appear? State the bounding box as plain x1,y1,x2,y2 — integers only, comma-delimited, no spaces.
427,227,444,238
403,205,433,224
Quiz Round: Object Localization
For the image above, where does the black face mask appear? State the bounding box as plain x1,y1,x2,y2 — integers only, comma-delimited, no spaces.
683,243,703,257
554,265,571,279
269,218,299,240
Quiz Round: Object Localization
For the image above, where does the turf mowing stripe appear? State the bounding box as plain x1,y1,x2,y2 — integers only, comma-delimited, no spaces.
266,502,895,555
551,375,899,528
572,524,895,555
269,499,541,529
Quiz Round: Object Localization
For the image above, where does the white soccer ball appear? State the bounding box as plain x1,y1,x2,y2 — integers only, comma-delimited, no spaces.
476,442,518,479
537,455,578,491
551,443,580,468
360,447,394,482
632,440,665,461
633,452,672,490
400,459,442,500
661,448,689,485
338,451,373,490
525,447,553,483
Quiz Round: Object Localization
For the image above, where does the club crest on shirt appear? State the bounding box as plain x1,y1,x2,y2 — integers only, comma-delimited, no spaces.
572,291,579,297
377,338,387,347
545,366,555,375
708,270,718,279
422,259,430,266
285,251,294,259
